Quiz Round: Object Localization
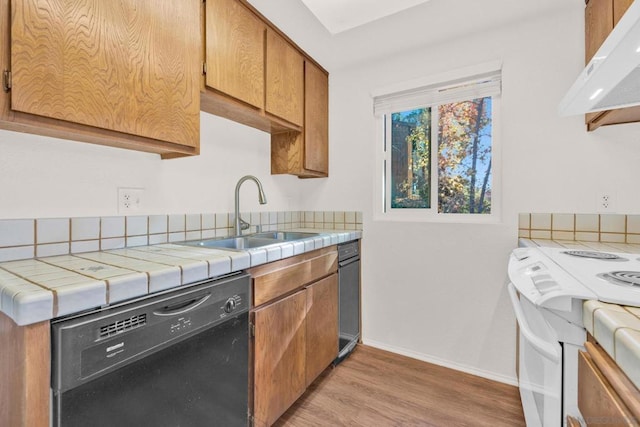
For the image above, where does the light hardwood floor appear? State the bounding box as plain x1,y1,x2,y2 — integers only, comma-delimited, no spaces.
274,345,525,427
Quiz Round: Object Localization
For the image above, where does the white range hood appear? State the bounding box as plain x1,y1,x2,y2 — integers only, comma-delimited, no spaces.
559,0,640,116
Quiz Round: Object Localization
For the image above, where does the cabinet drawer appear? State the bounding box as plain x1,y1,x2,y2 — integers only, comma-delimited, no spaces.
249,246,337,306
578,350,635,426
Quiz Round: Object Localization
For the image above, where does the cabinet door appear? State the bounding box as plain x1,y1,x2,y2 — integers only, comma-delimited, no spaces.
10,0,200,148
265,29,304,126
206,0,265,109
253,289,307,427
585,0,613,63
303,61,329,175
305,273,338,387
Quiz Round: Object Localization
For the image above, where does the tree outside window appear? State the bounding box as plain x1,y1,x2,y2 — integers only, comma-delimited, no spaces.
388,96,493,214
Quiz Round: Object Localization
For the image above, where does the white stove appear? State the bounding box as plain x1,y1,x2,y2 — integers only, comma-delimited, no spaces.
507,245,640,427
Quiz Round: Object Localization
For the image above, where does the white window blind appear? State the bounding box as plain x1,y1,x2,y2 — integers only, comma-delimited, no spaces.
373,70,501,116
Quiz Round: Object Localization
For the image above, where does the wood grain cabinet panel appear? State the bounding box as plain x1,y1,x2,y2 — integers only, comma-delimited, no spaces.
584,0,638,130
253,289,307,427
9,0,200,150
305,273,338,387
205,0,265,109
271,60,329,178
578,350,636,426
265,29,304,127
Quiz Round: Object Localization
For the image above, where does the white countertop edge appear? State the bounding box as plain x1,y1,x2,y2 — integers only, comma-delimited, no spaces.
0,229,361,326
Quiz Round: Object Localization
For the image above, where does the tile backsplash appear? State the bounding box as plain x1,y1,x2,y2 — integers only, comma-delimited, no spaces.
0,211,363,262
519,213,640,243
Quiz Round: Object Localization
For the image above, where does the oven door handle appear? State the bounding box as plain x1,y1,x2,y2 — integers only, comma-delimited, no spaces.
507,282,560,363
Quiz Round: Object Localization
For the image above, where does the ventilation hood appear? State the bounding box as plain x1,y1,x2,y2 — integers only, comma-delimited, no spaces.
559,0,640,116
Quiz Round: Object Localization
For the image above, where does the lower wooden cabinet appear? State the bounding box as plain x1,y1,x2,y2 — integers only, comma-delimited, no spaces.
253,289,307,427
578,340,640,426
249,247,338,427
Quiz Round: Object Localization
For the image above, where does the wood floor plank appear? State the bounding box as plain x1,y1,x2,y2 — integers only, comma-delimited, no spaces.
274,345,525,427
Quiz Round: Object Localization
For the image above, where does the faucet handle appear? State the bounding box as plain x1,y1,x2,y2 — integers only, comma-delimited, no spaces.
239,217,250,231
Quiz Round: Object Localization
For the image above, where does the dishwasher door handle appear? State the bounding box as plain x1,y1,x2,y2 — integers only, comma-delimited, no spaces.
153,293,211,317
507,282,560,363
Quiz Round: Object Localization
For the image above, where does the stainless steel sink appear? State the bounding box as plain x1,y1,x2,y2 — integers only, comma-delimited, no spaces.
177,231,319,251
252,231,319,241
179,236,281,250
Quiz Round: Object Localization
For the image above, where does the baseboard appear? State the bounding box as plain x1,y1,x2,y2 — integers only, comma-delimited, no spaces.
362,338,519,387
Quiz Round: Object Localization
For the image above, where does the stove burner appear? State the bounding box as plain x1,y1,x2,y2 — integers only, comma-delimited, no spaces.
598,271,640,287
561,250,627,261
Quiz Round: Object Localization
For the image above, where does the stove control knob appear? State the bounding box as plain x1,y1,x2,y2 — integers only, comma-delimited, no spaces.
224,298,237,313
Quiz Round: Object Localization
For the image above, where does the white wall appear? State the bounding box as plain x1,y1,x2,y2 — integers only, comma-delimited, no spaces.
0,111,303,219
301,7,640,383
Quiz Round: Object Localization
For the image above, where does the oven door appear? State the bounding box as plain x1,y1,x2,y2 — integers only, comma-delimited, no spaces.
508,283,562,427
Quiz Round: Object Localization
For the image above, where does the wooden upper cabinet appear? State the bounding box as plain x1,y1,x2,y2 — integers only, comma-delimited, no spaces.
584,0,638,131
8,0,201,152
205,0,265,109
265,29,304,127
303,61,329,175
271,60,329,178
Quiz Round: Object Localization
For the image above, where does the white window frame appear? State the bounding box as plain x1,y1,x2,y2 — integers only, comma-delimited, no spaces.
372,61,502,224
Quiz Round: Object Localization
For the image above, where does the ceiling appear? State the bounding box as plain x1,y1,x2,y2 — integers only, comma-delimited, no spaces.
299,0,431,34
248,0,583,71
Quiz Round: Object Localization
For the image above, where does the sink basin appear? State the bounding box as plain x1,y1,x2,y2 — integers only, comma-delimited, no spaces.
176,231,321,251
252,231,319,241
180,236,281,250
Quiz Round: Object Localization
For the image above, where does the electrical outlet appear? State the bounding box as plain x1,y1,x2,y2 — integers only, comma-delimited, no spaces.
597,192,616,212
118,188,144,214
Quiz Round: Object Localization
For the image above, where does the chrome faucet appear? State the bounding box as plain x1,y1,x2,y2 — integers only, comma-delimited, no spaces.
234,175,267,236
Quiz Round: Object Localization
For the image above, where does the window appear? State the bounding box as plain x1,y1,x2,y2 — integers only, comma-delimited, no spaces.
374,66,501,222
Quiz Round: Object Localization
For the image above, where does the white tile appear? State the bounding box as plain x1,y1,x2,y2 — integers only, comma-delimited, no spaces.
2,283,54,326
280,243,294,258
126,236,148,247
149,215,168,234
269,212,278,225
266,246,282,262
285,212,292,223
202,229,216,239
324,211,334,223
126,216,148,236
101,237,125,250
575,214,599,232
304,239,315,252
260,212,269,225
601,214,626,233
168,214,185,232
54,281,106,317
627,215,640,235
551,214,574,231
180,261,209,284
594,309,640,356
292,241,305,255
356,212,363,223
168,232,186,242
530,213,551,230
0,219,34,247
36,243,69,258
291,211,300,222
71,240,100,254
0,246,34,262
106,273,149,303
201,214,215,230
278,212,285,224
185,231,201,241
207,256,232,277
228,253,250,271
216,229,230,238
247,249,267,267
148,234,168,245
251,212,261,225
614,329,640,391
148,268,181,293
71,217,100,241
186,214,201,231
36,218,69,244
216,213,229,228
518,213,530,229
101,217,125,238
314,211,323,223
345,211,356,223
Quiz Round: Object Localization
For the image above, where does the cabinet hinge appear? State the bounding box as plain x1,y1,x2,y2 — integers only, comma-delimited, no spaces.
3,70,11,92
249,321,255,338
202,62,207,76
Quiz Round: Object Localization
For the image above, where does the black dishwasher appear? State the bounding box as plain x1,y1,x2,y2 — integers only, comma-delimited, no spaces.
51,272,250,427
335,240,360,365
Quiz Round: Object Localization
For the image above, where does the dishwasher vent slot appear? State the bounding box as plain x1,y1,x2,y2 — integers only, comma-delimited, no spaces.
99,314,147,338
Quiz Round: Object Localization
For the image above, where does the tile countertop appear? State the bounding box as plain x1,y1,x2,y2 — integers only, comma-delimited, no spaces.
520,238,640,390
0,229,362,326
